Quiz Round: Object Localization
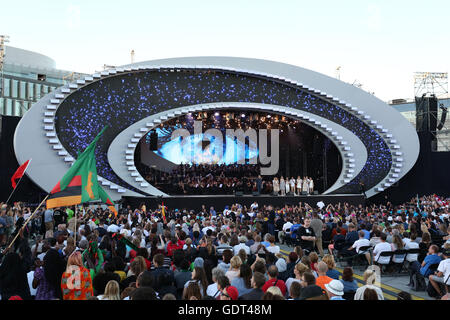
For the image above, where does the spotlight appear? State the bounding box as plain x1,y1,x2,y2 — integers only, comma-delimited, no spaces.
267,115,271,118
215,112,220,117
241,114,246,118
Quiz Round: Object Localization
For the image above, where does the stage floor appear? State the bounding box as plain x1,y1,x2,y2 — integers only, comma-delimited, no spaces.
123,194,365,211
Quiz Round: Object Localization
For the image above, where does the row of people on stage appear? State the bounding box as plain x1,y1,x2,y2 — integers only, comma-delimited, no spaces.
272,176,314,196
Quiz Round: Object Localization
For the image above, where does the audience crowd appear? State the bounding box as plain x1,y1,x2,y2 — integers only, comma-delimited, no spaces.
0,193,448,301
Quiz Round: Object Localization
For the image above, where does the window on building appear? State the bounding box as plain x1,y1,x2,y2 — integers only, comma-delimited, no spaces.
11,80,18,98
28,82,34,100
19,81,26,100
5,99,13,115
2,78,11,97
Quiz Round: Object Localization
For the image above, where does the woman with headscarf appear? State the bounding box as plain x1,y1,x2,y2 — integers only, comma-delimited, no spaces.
0,252,31,300
61,251,94,300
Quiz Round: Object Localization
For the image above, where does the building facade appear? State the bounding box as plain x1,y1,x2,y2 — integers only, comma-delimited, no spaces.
0,46,84,116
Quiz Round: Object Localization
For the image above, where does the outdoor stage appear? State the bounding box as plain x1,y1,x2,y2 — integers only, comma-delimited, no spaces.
122,194,365,211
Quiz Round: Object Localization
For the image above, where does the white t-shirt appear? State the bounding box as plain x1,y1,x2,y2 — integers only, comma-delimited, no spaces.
437,258,450,285
233,243,250,255
283,222,293,232
27,271,37,297
373,242,392,264
266,245,280,254
405,241,419,262
206,283,220,298
351,238,371,253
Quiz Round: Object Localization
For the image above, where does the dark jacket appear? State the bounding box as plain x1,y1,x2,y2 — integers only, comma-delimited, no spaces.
239,288,264,300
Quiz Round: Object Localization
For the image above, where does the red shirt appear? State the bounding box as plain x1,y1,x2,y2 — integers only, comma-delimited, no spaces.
167,240,184,256
262,278,287,296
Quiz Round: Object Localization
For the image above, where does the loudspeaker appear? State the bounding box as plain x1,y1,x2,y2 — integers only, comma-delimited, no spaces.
149,130,158,151
313,191,318,195
437,106,447,131
235,191,243,196
416,95,438,133
301,191,307,195
252,191,259,196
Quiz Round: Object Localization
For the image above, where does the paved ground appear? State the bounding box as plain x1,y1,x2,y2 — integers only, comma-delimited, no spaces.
278,244,431,300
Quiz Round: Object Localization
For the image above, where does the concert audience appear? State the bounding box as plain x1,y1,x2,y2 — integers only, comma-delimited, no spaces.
0,193,448,301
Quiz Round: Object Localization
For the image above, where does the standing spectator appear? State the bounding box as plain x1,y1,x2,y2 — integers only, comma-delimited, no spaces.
33,249,65,300
61,251,94,300
43,207,54,233
0,252,31,300
311,212,324,256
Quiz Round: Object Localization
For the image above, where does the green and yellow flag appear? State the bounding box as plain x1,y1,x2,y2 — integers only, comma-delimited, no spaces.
46,126,115,212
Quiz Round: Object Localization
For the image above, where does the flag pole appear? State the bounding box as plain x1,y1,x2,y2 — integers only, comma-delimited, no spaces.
6,159,32,205
5,194,49,252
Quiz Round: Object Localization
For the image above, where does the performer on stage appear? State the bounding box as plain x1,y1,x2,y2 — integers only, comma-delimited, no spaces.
296,176,302,195
280,176,286,196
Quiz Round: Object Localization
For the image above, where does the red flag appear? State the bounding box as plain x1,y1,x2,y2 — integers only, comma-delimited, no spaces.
11,160,31,189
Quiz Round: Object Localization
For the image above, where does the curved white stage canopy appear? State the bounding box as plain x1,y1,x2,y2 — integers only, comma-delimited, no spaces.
14,57,420,200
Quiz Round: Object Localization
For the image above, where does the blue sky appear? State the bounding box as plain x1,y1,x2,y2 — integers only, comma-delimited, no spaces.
1,0,449,101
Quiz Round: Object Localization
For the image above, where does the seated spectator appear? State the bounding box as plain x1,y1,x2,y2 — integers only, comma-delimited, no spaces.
97,280,120,300
264,286,285,300
404,232,420,263
262,265,287,296
354,269,384,300
183,266,208,297
220,285,239,301
428,248,450,299
285,262,308,293
225,256,242,283
218,249,233,274
207,267,225,299
298,272,323,300
266,235,280,254
233,236,250,255
324,279,345,300
288,281,302,300
322,254,340,280
131,287,157,300
315,261,333,290
373,233,392,265
363,288,379,300
231,263,253,297
340,267,358,299
239,271,265,300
